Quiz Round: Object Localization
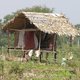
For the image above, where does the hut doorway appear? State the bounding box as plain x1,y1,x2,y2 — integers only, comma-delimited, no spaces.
39,33,57,62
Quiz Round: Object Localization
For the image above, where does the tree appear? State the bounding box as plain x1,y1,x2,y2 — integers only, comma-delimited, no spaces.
12,6,54,19
0,19,2,28
23,6,54,13
3,6,54,23
75,24,80,30
0,19,2,24
3,14,14,23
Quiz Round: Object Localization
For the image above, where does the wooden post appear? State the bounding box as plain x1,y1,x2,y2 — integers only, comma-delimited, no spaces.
7,30,10,55
14,31,19,48
53,33,57,62
69,35,72,47
38,32,42,62
77,38,80,47
39,32,41,50
14,31,16,48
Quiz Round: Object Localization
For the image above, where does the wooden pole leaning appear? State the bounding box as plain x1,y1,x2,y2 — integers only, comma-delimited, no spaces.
53,33,57,62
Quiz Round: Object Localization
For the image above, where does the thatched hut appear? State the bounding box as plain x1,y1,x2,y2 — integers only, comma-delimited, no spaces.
3,12,78,61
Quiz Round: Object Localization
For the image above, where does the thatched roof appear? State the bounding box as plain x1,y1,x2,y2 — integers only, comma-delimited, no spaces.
3,12,78,37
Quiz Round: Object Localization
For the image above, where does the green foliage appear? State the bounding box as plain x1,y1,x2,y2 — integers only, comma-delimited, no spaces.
3,14,14,23
75,24,80,30
0,53,80,80
0,30,8,47
0,19,2,25
0,30,15,47
9,62,24,74
3,6,54,24
14,6,54,15
0,19,3,29
23,6,54,13
0,60,4,77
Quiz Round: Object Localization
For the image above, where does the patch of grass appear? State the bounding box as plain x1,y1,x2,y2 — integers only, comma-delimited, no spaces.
0,44,80,80
0,60,79,80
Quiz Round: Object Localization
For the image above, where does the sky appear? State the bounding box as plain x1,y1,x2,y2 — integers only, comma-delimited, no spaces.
0,0,80,24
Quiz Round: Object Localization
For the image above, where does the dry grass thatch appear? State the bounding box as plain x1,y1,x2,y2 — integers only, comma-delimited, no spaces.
3,12,78,37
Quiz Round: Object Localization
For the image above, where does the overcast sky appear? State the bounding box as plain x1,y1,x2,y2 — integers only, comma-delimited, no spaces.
0,0,80,24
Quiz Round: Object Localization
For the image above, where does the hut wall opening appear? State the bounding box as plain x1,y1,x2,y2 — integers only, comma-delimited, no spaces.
7,29,56,51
